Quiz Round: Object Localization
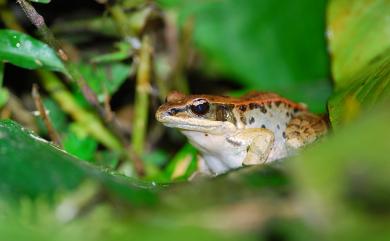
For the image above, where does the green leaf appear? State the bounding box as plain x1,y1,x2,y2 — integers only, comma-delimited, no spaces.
326,0,390,126
328,53,390,127
35,97,68,135
0,120,85,199
0,29,65,72
90,41,134,63
0,62,3,86
291,101,390,241
0,120,156,204
327,0,390,87
162,0,330,112
94,150,120,169
63,125,98,162
30,0,52,3
142,150,170,179
78,62,131,101
0,63,9,108
0,122,295,240
162,143,198,181
0,88,8,108
43,98,68,131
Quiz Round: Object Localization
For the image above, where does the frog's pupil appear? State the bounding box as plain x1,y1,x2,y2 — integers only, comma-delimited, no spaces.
190,100,210,115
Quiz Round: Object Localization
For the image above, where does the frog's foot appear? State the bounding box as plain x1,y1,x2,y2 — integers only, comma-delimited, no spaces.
227,128,275,166
285,113,328,149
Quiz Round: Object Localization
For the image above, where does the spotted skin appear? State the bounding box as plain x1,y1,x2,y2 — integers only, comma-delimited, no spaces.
156,91,328,175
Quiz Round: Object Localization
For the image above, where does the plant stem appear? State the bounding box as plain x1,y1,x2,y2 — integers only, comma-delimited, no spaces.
32,84,62,147
108,4,134,37
131,35,152,174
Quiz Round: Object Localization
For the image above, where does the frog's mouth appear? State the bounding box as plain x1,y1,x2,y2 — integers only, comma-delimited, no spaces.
156,112,236,134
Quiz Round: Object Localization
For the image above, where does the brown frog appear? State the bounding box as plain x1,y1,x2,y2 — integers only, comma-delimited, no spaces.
156,91,327,175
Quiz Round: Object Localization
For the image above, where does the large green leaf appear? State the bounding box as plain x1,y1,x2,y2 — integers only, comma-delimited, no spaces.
327,0,390,126
0,29,65,72
328,53,390,126
328,0,390,87
2,105,389,241
160,0,330,112
0,120,293,241
0,120,156,204
290,101,390,241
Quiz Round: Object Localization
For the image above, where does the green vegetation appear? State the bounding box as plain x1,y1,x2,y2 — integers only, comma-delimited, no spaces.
0,0,388,240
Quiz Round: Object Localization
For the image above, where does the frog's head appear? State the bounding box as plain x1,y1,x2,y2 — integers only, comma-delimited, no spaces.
156,91,237,134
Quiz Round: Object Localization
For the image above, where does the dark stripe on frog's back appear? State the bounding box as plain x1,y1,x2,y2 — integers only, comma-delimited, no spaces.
214,103,236,124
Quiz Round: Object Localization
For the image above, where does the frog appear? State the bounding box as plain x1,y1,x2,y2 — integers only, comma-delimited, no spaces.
155,91,328,176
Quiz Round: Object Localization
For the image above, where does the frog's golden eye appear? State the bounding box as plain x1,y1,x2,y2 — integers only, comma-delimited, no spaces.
190,99,210,116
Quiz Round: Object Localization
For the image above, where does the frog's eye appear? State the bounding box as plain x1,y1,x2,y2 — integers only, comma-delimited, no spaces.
190,99,210,116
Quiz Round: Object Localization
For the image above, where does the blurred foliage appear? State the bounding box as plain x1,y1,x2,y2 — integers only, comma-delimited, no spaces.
327,0,390,127
63,124,98,162
0,120,157,204
291,101,390,241
78,62,132,102
30,0,51,3
0,62,9,108
0,0,389,240
160,0,331,113
327,0,390,87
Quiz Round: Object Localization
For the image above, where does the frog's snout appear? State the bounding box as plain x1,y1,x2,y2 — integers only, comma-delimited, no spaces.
155,107,166,122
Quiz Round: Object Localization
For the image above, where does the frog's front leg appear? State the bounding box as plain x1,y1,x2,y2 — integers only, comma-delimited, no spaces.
227,128,275,166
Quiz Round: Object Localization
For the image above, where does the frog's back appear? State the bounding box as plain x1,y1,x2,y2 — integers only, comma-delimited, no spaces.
232,95,307,161
233,93,304,130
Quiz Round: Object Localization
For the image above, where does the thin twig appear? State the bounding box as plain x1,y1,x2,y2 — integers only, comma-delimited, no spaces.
107,3,134,37
32,84,62,147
